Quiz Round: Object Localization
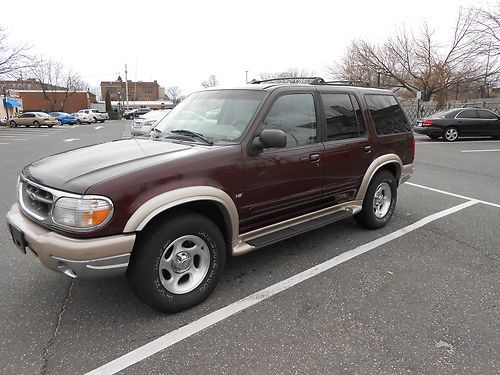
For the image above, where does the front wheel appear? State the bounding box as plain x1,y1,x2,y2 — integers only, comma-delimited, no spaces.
76,119,82,125
9,120,17,128
444,127,459,142
127,211,226,313
93,117,97,123
33,121,40,128
355,170,397,229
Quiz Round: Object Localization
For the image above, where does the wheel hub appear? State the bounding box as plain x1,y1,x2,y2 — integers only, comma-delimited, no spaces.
171,251,192,273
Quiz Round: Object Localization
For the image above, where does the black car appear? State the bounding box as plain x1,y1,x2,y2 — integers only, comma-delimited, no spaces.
123,108,152,120
413,108,500,142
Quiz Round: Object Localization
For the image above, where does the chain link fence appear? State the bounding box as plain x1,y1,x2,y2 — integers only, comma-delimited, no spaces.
400,98,500,124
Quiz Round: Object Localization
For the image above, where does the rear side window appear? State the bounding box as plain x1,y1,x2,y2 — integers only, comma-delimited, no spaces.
456,109,478,119
322,93,366,141
365,94,411,135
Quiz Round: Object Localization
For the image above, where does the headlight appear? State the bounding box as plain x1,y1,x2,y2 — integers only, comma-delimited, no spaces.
52,197,113,230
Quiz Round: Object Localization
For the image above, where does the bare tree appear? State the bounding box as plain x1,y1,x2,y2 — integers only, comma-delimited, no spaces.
201,75,219,88
329,7,499,104
28,57,88,111
166,86,184,104
258,68,317,83
0,27,32,78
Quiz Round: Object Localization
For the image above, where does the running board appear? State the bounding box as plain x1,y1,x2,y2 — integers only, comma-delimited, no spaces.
246,208,353,248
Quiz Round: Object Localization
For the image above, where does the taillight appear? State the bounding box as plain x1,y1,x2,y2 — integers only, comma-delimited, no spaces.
422,120,433,126
412,137,416,160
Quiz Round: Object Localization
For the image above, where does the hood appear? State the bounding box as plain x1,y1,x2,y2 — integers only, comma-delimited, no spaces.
22,139,204,194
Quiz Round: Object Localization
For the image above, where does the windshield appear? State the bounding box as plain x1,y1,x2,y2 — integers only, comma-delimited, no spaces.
154,90,266,142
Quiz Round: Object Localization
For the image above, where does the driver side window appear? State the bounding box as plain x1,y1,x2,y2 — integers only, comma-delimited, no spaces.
262,93,317,148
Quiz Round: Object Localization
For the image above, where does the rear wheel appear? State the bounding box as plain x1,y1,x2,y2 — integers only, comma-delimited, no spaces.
444,127,459,142
93,117,97,123
48,125,53,128
355,170,397,229
127,211,226,313
76,119,82,125
57,120,62,126
9,120,17,128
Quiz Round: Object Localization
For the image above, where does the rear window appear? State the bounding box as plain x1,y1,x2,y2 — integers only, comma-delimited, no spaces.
365,94,411,135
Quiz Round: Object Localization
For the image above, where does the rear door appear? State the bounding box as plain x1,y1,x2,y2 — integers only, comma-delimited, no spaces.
455,109,480,135
319,92,373,204
241,91,324,231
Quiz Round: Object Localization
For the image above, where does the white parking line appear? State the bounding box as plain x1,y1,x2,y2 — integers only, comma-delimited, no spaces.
416,140,500,145
0,138,27,141
86,199,478,375
64,138,80,142
406,182,500,209
0,142,10,145
461,149,500,153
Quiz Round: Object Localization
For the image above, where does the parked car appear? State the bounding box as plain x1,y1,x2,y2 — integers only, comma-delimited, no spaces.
6,80,414,313
9,112,59,128
78,109,109,123
49,112,78,125
123,108,152,120
0,117,6,126
414,107,500,141
71,112,94,124
131,109,171,136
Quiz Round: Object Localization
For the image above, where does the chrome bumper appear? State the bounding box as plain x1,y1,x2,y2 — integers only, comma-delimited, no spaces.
6,204,136,279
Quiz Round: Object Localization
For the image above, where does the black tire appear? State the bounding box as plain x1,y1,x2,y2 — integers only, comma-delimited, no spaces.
48,125,53,128
127,211,226,313
9,120,17,128
93,117,97,123
354,170,397,229
77,119,82,125
33,121,40,128
492,136,500,140
443,127,459,142
57,120,62,126
100,120,105,123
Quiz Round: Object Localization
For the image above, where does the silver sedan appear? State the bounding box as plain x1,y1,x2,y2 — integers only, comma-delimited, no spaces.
131,109,171,136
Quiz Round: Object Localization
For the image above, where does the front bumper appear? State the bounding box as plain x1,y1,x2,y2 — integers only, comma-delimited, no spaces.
6,204,136,279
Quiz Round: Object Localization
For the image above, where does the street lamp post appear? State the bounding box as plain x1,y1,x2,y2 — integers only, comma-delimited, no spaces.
245,70,249,84
2,86,9,121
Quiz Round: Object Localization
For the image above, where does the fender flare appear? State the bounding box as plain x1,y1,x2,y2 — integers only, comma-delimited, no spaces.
355,154,403,201
123,186,239,243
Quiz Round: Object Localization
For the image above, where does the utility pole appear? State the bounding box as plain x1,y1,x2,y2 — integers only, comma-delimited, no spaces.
245,70,249,84
125,64,129,110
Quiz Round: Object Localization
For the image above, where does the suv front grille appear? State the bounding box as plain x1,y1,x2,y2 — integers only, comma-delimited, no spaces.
20,180,54,221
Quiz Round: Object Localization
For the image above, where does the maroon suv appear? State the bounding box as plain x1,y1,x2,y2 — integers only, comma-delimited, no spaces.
6,80,414,313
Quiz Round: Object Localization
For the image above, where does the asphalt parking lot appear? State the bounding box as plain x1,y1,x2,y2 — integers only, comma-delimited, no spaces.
0,123,498,375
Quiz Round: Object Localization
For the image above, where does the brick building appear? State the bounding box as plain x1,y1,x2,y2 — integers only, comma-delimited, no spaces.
17,90,97,113
100,76,162,102
0,78,66,91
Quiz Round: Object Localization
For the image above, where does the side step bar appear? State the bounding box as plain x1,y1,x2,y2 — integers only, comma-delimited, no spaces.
246,209,353,248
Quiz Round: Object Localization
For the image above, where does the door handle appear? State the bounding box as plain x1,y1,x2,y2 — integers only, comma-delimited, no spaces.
309,153,320,162
364,146,372,153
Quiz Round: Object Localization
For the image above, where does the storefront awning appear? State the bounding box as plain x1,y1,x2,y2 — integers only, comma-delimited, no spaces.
4,98,21,107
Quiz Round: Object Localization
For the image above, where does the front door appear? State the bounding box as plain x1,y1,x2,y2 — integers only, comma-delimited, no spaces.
240,92,324,232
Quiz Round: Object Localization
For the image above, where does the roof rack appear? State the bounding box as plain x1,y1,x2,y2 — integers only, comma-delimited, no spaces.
249,77,372,87
249,77,324,84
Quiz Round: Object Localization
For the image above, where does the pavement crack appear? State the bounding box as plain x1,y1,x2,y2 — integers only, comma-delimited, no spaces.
40,279,74,375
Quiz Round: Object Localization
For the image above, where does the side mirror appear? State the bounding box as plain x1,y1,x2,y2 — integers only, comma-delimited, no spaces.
248,129,287,156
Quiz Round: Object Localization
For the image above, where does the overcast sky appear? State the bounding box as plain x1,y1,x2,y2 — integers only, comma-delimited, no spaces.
1,0,491,96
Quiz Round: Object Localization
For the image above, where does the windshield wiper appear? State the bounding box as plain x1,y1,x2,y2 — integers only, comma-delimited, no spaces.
170,129,213,145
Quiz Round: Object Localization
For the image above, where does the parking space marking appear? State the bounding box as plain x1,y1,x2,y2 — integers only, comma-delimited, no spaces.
461,149,500,153
407,182,500,209
415,140,500,145
0,142,10,145
0,138,27,141
86,200,477,375
63,138,80,142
